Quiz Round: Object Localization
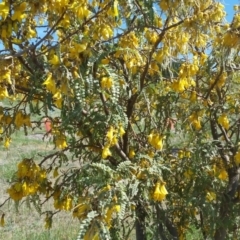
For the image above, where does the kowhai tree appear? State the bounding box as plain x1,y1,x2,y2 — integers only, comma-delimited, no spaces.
1,0,240,239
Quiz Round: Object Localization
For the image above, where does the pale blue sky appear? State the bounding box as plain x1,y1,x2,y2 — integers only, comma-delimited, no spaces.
224,0,240,21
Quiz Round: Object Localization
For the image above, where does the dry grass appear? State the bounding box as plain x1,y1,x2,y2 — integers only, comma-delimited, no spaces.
0,130,80,240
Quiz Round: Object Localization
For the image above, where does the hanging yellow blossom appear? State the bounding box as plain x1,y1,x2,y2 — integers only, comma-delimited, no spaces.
113,0,119,17
206,191,216,202
188,113,201,130
42,73,57,94
4,137,11,149
55,134,68,149
11,2,27,21
148,132,164,150
7,182,24,201
2,69,11,84
49,54,60,65
129,148,135,159
0,2,9,20
218,114,229,130
53,91,63,109
102,145,112,159
101,77,113,89
105,204,121,227
76,5,90,20
218,169,228,181
0,214,5,227
106,126,115,142
44,214,52,229
119,125,125,137
15,111,24,129
152,182,168,202
234,151,240,164
0,87,9,99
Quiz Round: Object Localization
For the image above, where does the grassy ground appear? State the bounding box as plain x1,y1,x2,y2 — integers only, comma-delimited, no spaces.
0,129,80,240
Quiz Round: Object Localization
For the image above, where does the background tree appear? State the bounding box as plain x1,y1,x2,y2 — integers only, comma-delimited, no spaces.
1,0,240,239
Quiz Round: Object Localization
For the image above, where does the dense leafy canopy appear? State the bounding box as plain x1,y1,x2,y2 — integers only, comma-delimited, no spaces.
1,0,240,239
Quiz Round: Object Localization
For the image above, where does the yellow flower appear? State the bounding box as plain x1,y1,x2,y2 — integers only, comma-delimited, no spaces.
23,114,32,127
42,72,57,94
15,111,24,129
0,2,9,20
101,58,109,64
188,113,201,130
55,134,68,149
129,148,135,159
2,69,12,84
7,182,24,201
111,136,118,145
22,181,39,196
53,167,59,178
148,132,164,150
0,86,9,99
184,169,194,179
63,196,73,211
102,145,112,159
44,214,52,229
73,203,90,219
218,169,228,181
0,214,5,227
101,77,113,89
218,114,229,130
113,0,119,17
105,205,121,227
152,182,168,202
119,125,125,137
106,126,115,142
53,91,63,108
49,54,60,65
11,2,27,21
235,151,240,164
4,137,11,149
206,191,216,202
77,5,90,20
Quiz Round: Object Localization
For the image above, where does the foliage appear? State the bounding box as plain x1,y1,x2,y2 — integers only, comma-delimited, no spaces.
1,0,240,239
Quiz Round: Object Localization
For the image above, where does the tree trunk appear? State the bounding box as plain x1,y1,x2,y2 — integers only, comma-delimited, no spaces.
214,167,240,240
156,204,179,240
135,204,147,240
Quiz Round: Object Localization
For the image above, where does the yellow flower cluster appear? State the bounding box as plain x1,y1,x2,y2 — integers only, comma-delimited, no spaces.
7,159,46,201
217,113,229,130
119,32,139,49
44,214,52,229
188,113,201,130
172,62,198,93
54,195,73,211
206,191,216,202
234,151,240,164
83,222,100,240
101,77,113,89
223,31,239,48
209,164,228,181
105,204,121,227
14,111,32,129
217,72,227,88
102,124,125,159
92,23,114,40
148,132,164,150
73,199,91,220
128,148,136,159
54,133,68,149
152,181,168,202
0,214,5,227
